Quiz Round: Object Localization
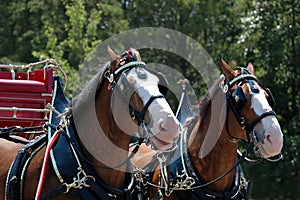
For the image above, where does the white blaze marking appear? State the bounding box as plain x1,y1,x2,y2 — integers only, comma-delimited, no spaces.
250,83,283,157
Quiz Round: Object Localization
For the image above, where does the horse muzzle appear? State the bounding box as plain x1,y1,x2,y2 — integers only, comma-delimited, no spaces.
256,116,283,158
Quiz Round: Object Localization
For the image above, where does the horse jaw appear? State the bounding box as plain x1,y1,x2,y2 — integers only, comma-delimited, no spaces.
251,87,283,157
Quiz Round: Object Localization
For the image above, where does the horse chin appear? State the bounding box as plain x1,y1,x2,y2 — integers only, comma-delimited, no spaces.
149,135,174,150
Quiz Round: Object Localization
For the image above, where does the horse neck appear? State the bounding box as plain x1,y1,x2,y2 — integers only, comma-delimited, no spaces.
188,87,239,191
83,81,131,189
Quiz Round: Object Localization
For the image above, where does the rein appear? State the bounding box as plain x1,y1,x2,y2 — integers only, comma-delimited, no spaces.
35,124,64,200
0,125,45,136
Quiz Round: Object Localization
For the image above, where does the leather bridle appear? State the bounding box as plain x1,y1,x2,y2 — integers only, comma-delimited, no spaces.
105,60,165,127
223,68,281,161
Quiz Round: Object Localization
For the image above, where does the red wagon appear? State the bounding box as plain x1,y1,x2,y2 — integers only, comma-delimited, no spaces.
0,59,67,140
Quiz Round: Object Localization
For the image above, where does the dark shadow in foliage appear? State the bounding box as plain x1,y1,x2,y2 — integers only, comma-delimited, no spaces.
243,135,300,199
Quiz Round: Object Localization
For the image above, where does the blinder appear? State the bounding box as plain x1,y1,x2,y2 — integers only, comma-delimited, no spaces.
114,73,136,104
248,80,259,93
122,67,169,96
229,70,275,110
114,66,168,99
116,49,169,96
264,87,275,107
248,80,276,108
146,68,169,96
231,85,247,110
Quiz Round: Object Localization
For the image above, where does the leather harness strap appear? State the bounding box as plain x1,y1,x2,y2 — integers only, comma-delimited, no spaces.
40,119,136,200
5,134,47,200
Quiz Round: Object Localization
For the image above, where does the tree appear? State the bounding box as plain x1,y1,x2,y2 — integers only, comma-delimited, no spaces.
1,0,130,97
240,1,300,198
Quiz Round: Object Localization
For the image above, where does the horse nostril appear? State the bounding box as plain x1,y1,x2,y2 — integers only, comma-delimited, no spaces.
265,134,272,144
159,125,167,132
163,115,179,130
157,119,165,130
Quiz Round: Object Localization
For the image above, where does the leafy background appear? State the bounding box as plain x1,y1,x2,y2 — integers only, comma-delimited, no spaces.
0,0,299,199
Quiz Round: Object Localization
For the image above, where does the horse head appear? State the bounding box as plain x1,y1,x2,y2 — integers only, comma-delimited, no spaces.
107,46,182,150
220,59,283,158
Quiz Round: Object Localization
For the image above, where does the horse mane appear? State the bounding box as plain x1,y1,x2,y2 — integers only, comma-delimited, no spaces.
198,75,225,119
71,62,111,140
72,62,110,109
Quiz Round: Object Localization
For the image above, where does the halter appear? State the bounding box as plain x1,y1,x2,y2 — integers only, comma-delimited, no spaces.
223,68,282,161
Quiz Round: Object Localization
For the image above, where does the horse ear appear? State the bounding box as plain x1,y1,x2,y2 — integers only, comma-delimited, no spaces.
130,48,142,61
107,45,119,62
220,58,237,81
246,60,255,75
107,45,120,67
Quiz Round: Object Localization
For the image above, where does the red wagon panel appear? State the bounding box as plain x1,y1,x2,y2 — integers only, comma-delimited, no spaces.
0,60,63,140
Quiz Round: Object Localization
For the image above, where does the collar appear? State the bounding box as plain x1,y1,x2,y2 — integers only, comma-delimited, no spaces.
47,117,136,200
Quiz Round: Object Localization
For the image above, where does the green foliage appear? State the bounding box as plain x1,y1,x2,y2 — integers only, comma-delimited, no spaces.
241,0,300,137
244,135,300,199
0,0,129,97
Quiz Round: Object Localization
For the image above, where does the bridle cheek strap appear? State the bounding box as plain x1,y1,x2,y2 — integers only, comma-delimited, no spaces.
226,94,277,141
130,95,164,126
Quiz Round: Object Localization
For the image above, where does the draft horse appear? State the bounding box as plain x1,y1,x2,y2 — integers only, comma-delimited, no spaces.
132,59,283,199
0,47,181,200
